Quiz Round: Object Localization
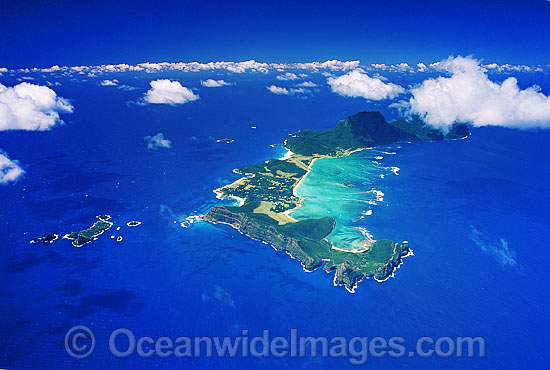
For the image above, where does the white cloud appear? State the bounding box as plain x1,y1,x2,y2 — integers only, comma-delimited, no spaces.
407,56,550,130
296,60,360,71
276,72,298,81
29,59,361,76
101,79,136,90
200,79,231,87
395,62,411,72
0,82,73,131
290,88,306,95
370,63,388,71
28,58,517,76
101,79,118,86
145,133,172,150
143,79,199,105
417,62,427,72
267,85,290,95
295,81,317,87
0,151,24,184
327,70,405,100
267,85,310,96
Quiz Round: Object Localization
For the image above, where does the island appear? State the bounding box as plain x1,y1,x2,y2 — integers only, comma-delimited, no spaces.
217,138,235,144
203,111,468,292
63,215,113,247
30,233,58,244
126,221,142,227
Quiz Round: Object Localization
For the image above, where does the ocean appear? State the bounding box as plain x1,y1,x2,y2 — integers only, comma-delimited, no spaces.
0,70,549,369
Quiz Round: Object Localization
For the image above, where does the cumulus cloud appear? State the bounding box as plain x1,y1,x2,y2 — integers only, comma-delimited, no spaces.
267,85,310,96
26,58,547,78
417,62,428,72
295,81,317,87
406,56,550,131
276,72,298,81
0,151,24,184
100,79,136,91
145,133,172,149
143,79,199,105
327,70,405,100
290,88,307,95
267,85,290,95
200,79,232,87
100,78,137,91
29,59,361,77
101,79,118,86
0,82,73,131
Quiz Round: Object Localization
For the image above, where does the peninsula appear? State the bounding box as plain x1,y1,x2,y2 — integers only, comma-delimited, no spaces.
204,111,468,292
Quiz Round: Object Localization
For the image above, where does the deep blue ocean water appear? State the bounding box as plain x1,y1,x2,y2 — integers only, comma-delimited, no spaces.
1,70,549,369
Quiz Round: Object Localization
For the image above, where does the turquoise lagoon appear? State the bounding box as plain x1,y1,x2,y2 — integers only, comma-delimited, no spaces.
290,149,399,252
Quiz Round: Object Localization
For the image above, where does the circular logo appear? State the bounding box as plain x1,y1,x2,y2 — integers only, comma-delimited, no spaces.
64,325,96,359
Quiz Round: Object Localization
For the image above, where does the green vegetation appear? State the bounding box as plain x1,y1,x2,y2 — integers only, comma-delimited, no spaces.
64,216,113,247
204,206,410,292
285,111,468,156
219,158,309,221
206,111,468,292
285,111,411,156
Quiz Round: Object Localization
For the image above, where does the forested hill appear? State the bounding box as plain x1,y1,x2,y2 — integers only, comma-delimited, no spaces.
285,111,469,156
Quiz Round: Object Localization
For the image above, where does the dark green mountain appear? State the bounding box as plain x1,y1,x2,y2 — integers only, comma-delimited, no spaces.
285,111,468,156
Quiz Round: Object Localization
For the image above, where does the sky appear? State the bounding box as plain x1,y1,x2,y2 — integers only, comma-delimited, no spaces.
1,0,550,68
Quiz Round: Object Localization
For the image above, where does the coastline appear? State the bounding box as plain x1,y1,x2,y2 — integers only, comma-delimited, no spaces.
205,218,315,274
207,211,412,293
287,147,376,253
330,245,367,253
212,173,249,207
332,246,414,293
279,148,294,161
291,156,320,198
374,248,414,283
205,130,412,292
213,188,245,207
